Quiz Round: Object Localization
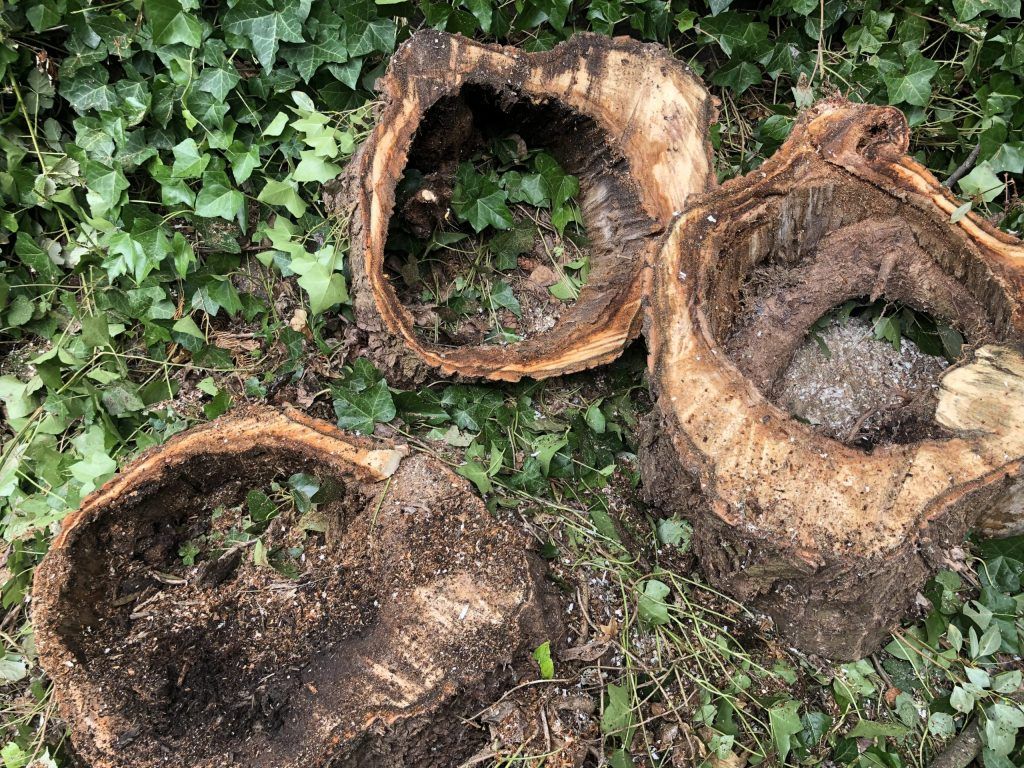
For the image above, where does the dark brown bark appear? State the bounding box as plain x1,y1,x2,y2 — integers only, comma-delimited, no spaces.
33,407,556,768
337,30,715,383
640,100,1024,659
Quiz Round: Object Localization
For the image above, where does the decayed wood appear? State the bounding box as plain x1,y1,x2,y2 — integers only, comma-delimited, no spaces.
341,30,715,382
641,100,1024,659
33,407,554,768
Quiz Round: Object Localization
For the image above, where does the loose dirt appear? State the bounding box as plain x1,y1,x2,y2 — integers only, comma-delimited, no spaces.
35,415,556,768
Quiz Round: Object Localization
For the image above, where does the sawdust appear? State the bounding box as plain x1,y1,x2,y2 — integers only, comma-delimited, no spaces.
777,318,949,445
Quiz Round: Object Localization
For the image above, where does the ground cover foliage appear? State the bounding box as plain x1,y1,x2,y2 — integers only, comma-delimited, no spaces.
0,0,1023,765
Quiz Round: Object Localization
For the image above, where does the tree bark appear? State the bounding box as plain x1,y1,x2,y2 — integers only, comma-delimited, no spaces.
337,30,715,383
640,100,1024,660
33,407,556,768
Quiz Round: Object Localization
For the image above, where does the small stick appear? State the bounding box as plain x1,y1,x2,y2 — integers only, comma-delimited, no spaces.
929,720,982,768
943,143,981,189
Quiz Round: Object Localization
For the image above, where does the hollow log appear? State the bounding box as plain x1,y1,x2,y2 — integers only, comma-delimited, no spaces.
640,100,1024,660
33,407,555,767
340,30,714,382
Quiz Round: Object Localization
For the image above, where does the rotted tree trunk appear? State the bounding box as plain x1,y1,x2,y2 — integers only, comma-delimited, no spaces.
640,100,1024,660
337,30,714,383
33,407,556,768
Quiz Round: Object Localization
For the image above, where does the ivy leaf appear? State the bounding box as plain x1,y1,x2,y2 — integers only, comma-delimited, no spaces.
700,13,770,56
292,153,343,183
959,162,1006,203
196,65,241,100
711,59,763,94
25,0,67,33
60,66,118,113
69,426,117,494
83,159,129,219
456,459,492,495
882,52,939,107
280,38,350,82
532,641,554,679
171,138,210,179
452,163,513,232
333,379,396,435
146,0,203,47
464,0,493,33
195,170,246,228
534,153,578,209
223,0,312,69
657,518,693,551
103,231,151,282
346,17,397,58
953,0,1021,22
14,234,59,282
638,579,671,626
225,141,260,184
0,655,27,684
487,280,521,317
847,720,910,738
601,682,633,736
503,172,547,206
769,700,804,761
257,179,307,217
290,246,347,314
81,314,111,348
297,263,348,315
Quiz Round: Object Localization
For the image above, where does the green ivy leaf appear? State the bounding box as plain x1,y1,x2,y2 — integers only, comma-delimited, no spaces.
225,142,260,184
452,163,513,232
601,682,634,736
196,65,241,101
532,641,554,679
195,171,246,228
280,38,350,82
700,12,770,56
292,153,342,183
257,179,307,217
882,52,939,107
146,0,203,47
333,379,396,435
959,162,1006,203
223,0,312,69
638,579,671,626
171,138,210,179
487,280,521,317
770,700,804,761
83,160,129,219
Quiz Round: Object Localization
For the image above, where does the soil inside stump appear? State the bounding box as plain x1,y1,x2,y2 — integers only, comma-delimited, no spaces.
63,452,374,758
46,442,547,768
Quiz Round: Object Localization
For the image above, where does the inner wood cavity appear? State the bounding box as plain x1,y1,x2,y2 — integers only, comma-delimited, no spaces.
704,184,1014,447
385,82,656,349
53,449,365,758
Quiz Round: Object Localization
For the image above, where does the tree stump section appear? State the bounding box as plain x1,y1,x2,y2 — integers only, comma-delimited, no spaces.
641,100,1024,660
32,407,555,767
339,30,714,382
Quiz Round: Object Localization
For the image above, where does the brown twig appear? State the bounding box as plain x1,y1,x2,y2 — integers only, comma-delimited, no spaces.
929,720,982,768
943,143,981,189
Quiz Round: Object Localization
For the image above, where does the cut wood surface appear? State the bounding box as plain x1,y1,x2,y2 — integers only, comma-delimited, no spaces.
32,407,555,768
339,30,715,382
641,99,1024,659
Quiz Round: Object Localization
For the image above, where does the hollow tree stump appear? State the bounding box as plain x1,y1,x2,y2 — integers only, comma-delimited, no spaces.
640,100,1024,660
33,407,556,767
337,30,714,383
